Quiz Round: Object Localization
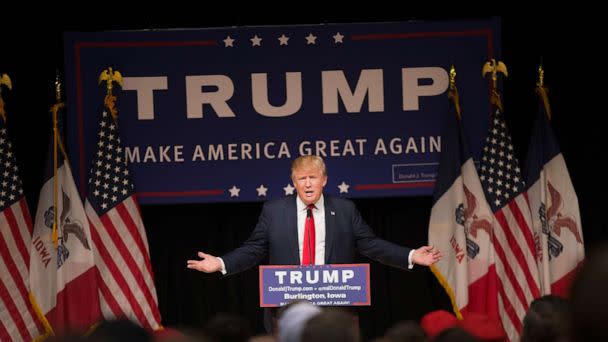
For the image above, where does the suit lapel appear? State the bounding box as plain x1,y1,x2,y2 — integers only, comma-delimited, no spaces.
324,195,336,264
285,196,300,264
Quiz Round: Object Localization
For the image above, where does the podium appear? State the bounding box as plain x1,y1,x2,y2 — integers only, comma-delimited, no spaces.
259,264,370,307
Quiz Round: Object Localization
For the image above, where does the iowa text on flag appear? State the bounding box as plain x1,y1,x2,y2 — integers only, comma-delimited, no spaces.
84,97,162,330
479,106,541,340
30,105,101,335
429,82,497,319
0,120,48,341
524,87,584,297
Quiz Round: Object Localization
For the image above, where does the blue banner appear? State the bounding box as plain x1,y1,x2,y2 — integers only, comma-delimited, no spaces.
64,19,500,203
259,264,370,307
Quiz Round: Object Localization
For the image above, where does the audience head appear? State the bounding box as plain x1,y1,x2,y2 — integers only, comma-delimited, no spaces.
277,300,321,342
248,334,276,342
384,320,427,342
153,327,185,341
521,294,571,342
203,313,251,342
570,243,608,341
88,318,152,342
45,335,90,342
301,308,359,342
433,327,479,342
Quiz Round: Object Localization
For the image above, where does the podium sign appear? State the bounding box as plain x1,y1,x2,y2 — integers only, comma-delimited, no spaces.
259,264,370,307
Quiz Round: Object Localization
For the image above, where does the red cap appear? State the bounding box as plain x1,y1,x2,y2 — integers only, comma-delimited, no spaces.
459,312,506,341
153,327,184,340
420,310,459,338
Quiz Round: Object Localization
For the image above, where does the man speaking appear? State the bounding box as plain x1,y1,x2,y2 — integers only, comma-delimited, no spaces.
187,155,441,275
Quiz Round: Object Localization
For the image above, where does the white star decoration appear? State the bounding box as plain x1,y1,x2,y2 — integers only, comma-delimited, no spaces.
305,33,317,45
338,181,350,194
228,185,240,197
333,32,344,44
238,32,347,48
283,183,295,195
256,184,268,196
223,36,235,47
278,34,289,45
250,35,262,47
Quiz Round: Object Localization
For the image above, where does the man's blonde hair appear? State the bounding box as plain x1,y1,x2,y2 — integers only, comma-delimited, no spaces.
290,155,327,179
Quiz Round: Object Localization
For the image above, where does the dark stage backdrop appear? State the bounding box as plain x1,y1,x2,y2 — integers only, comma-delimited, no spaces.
1,13,605,340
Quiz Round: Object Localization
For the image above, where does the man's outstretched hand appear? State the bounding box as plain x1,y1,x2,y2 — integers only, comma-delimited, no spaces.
412,246,443,266
187,251,222,273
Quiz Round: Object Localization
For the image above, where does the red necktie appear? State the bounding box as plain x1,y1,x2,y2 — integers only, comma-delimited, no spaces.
302,204,316,265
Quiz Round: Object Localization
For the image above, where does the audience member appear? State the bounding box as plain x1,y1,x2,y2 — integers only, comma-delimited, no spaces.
248,334,276,342
276,300,321,342
88,318,152,342
301,308,359,342
384,320,428,342
521,295,571,342
204,313,251,342
570,243,608,341
433,327,479,342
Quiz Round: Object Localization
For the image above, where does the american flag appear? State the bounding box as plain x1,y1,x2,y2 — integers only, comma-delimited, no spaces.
479,107,541,340
0,123,48,341
84,107,162,330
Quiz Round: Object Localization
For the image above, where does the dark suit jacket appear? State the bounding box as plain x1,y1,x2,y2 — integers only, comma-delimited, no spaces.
222,194,411,275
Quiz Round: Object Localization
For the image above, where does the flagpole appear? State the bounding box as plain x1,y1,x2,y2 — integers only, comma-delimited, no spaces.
51,74,63,248
535,64,552,121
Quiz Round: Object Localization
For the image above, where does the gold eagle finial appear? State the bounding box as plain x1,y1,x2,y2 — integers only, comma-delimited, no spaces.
482,59,508,112
0,73,13,123
448,65,461,119
98,67,123,120
535,64,552,120
0,73,12,90
54,71,62,103
50,72,65,117
98,67,123,95
482,59,508,89
537,64,545,88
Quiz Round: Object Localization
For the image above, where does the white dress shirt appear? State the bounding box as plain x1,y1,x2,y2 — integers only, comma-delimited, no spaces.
296,195,326,265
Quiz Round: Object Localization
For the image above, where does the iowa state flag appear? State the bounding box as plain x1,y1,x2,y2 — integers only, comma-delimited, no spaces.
429,86,497,318
524,88,584,297
29,106,101,334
